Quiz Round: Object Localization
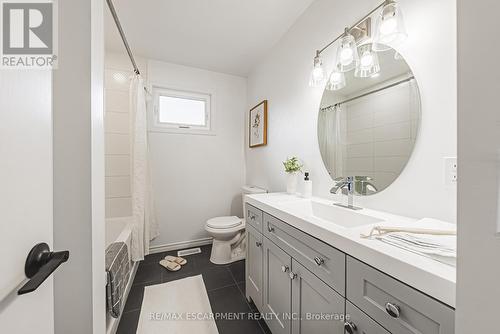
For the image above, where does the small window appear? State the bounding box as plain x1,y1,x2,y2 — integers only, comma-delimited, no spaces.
151,87,214,135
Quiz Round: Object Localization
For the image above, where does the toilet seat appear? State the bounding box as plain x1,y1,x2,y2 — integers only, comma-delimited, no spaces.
206,216,243,229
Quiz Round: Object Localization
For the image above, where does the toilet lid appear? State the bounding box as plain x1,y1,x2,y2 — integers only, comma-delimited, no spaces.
207,216,243,229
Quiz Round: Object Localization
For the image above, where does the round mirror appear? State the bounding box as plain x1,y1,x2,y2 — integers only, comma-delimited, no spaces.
318,44,421,195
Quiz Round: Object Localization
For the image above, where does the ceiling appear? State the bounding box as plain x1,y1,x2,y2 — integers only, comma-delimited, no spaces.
105,0,315,76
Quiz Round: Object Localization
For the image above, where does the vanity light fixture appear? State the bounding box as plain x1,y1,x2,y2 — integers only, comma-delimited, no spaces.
326,70,346,91
373,0,408,51
355,44,380,78
336,28,360,72
309,50,327,87
309,0,408,87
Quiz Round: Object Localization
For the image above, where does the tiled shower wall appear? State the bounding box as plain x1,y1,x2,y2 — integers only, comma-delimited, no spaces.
104,61,132,218
343,80,419,190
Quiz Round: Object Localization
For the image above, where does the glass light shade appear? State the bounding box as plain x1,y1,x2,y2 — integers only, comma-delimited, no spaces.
355,44,380,78
309,53,326,87
335,31,359,72
373,1,408,51
326,70,346,91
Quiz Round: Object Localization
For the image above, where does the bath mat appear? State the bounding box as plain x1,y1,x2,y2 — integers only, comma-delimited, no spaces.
136,275,219,334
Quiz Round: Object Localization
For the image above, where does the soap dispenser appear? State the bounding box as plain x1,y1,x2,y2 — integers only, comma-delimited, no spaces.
302,172,312,198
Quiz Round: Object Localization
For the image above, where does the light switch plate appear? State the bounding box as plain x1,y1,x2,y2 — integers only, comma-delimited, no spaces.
444,157,457,186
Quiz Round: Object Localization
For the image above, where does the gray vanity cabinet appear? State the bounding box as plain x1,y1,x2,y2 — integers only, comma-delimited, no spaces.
291,259,344,334
246,225,264,310
263,238,293,334
245,203,455,334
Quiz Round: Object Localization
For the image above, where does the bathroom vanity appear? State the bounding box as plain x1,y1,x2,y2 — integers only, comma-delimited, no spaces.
244,194,455,334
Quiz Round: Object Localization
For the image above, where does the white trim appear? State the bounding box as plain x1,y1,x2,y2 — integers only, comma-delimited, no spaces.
149,237,213,254
148,85,217,136
91,0,106,332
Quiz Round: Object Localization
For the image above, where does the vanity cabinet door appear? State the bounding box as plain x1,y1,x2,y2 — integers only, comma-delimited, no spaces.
263,238,293,334
345,301,390,334
291,259,345,334
246,225,264,310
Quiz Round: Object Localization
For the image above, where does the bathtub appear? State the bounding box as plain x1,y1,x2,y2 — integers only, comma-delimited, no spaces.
105,217,138,334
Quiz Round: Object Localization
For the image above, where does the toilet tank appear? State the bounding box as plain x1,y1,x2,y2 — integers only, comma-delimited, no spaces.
242,185,267,220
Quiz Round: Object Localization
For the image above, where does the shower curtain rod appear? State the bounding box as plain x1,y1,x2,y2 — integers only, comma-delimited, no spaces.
106,0,141,75
320,76,415,111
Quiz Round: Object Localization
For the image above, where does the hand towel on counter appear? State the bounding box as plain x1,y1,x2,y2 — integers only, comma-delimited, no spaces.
371,218,457,266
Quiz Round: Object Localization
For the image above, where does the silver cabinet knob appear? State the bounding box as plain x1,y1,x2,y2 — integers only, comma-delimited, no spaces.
267,226,275,233
344,321,357,334
250,215,256,220
385,302,401,318
289,272,297,280
281,265,289,273
314,256,325,266
255,241,262,247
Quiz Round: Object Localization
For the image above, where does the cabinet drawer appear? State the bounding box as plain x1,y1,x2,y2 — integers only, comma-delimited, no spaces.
346,256,455,334
264,213,346,296
246,204,263,233
246,225,264,310
345,301,389,334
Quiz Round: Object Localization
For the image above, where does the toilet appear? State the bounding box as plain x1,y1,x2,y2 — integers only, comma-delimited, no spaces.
205,185,267,264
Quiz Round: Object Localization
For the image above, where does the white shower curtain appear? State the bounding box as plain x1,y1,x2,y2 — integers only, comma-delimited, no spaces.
130,75,160,261
318,105,344,177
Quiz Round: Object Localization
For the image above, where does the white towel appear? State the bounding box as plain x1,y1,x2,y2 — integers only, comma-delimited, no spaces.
373,218,457,266
377,233,456,265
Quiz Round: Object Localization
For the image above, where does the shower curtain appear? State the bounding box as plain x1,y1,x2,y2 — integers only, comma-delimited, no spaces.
130,75,159,261
318,105,344,177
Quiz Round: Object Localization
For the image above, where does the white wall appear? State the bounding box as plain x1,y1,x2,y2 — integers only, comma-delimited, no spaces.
147,60,247,248
456,0,500,331
246,0,457,222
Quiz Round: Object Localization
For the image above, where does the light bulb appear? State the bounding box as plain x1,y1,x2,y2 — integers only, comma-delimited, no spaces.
380,17,397,35
326,70,346,91
373,1,408,51
331,72,342,82
355,43,380,78
312,67,325,81
360,51,374,67
340,48,354,65
335,29,359,72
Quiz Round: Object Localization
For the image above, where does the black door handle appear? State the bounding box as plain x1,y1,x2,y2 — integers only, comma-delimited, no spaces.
18,243,69,295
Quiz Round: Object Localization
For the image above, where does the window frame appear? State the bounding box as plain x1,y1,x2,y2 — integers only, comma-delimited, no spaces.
150,86,215,135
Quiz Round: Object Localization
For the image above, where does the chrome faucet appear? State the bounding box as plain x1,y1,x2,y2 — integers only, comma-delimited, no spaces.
330,176,362,210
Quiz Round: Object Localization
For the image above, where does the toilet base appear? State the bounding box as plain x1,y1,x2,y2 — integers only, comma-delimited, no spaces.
210,233,246,265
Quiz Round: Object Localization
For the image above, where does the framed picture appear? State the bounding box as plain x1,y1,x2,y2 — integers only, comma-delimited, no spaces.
249,100,268,148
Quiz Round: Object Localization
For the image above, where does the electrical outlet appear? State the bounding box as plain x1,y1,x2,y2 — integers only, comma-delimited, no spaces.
444,157,457,186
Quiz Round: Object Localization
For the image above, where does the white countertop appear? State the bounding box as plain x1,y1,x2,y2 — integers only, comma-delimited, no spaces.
245,192,456,308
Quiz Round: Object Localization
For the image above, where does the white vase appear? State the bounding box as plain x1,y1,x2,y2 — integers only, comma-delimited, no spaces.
286,173,298,195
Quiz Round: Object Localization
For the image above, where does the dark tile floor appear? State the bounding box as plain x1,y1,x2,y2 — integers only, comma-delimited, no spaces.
117,245,271,334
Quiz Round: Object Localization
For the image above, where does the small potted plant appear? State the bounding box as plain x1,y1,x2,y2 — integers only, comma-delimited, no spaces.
283,157,303,194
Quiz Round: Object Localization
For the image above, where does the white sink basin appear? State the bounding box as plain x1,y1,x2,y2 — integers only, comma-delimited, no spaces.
281,200,384,228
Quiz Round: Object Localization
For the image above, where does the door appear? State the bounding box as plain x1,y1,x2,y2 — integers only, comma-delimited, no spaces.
291,259,344,334
263,238,293,334
246,226,264,309
0,71,55,332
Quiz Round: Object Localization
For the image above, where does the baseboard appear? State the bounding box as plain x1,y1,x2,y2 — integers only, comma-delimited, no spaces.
149,237,213,254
